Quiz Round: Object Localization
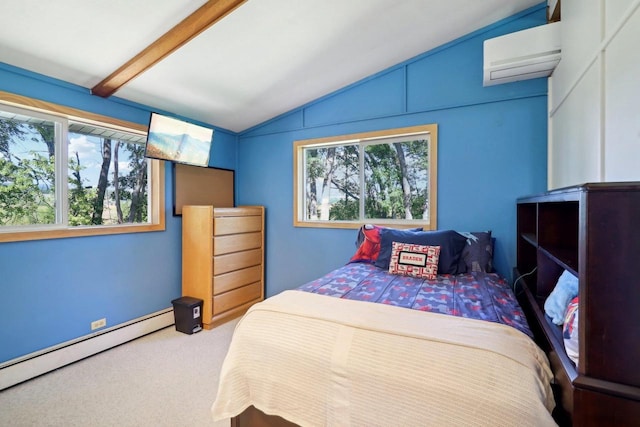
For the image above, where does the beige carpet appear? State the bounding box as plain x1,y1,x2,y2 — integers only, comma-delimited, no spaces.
0,318,239,427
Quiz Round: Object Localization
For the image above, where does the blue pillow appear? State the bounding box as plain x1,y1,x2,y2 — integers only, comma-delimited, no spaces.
456,231,494,273
544,270,579,325
354,225,422,248
374,229,467,274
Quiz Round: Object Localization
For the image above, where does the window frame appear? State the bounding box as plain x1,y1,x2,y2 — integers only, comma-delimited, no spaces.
0,90,165,242
293,124,437,229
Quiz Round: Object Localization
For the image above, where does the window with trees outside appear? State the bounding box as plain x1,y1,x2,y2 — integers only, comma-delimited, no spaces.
0,92,164,242
294,124,437,229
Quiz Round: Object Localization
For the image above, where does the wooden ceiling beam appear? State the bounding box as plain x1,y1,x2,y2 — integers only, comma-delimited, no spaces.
91,0,247,98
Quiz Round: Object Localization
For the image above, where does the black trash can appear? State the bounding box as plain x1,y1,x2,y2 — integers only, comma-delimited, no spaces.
171,296,203,334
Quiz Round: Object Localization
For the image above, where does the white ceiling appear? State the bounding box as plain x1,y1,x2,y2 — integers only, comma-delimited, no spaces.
0,0,541,132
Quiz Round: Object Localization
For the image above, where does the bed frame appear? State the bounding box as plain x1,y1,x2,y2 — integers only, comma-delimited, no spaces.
231,406,296,427
227,185,640,426
515,183,640,426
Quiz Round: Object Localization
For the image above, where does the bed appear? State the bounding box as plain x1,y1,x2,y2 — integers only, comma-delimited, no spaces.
211,226,556,426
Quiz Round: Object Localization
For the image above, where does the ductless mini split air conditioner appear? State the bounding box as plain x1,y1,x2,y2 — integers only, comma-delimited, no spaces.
483,21,561,86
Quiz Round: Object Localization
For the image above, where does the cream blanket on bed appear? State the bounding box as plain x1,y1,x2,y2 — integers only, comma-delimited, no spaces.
212,290,556,427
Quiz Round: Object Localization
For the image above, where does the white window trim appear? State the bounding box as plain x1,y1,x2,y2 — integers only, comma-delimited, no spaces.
293,124,438,230
0,90,165,242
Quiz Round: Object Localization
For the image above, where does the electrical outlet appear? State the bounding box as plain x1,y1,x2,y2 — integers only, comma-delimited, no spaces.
91,318,107,330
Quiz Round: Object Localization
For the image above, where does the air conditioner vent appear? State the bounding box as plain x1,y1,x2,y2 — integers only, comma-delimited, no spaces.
483,22,561,86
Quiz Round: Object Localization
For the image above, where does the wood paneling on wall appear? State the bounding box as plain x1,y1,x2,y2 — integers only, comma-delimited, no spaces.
549,0,640,188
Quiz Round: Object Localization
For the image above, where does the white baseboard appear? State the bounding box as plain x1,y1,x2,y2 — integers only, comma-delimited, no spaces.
0,309,174,391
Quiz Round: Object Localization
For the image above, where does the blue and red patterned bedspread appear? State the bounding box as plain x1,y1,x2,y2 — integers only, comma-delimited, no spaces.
296,262,532,337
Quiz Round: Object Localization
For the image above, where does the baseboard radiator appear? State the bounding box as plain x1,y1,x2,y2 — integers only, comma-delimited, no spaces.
0,309,174,391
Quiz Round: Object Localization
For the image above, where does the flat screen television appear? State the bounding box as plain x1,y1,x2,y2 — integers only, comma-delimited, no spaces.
144,112,213,167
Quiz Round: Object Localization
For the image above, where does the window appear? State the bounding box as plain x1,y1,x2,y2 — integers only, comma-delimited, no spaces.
294,124,437,229
67,122,149,226
0,92,164,242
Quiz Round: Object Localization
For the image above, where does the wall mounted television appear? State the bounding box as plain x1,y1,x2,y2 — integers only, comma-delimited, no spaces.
144,112,213,167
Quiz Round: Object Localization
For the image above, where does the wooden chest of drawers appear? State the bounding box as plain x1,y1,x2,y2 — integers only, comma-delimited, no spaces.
182,205,264,329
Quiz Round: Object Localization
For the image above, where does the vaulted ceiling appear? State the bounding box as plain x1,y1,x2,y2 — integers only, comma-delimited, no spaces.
0,0,542,132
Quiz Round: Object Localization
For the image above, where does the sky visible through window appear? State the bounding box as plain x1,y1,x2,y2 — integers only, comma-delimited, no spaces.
11,125,139,189
68,132,137,188
0,96,161,236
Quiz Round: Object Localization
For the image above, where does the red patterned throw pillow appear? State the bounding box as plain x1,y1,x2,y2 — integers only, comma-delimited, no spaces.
350,225,383,263
388,241,440,280
563,296,579,365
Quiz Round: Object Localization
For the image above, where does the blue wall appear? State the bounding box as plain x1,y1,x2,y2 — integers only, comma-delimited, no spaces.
0,64,237,363
236,5,549,297
0,3,549,363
